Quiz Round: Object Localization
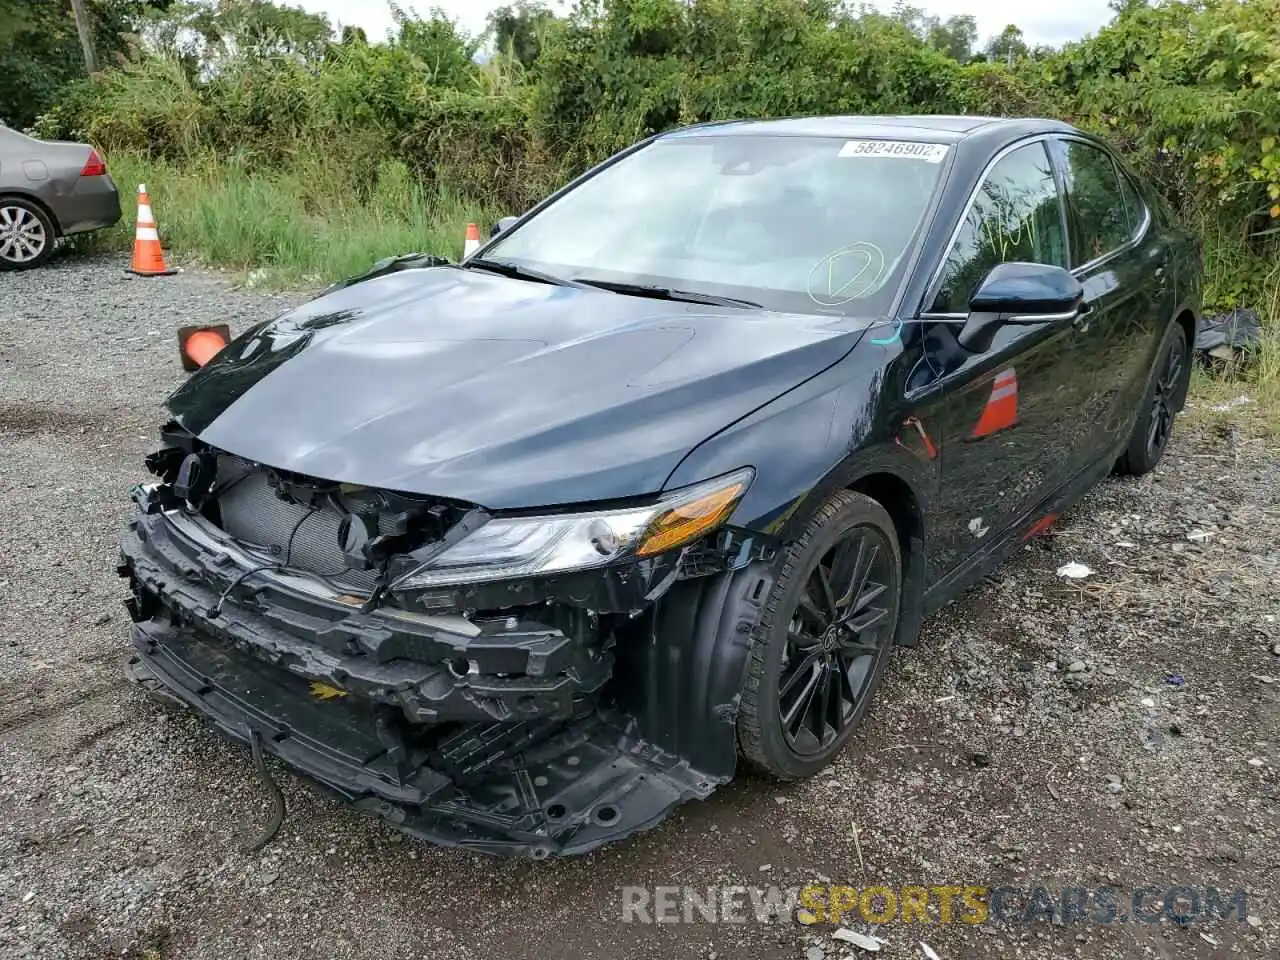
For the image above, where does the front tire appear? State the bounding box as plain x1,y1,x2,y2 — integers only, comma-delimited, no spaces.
1115,321,1189,476
737,490,901,780
0,198,55,271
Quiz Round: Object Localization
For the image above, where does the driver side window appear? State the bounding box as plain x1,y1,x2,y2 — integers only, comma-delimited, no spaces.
930,142,1068,314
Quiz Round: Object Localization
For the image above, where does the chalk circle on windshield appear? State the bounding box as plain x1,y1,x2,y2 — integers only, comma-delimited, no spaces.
807,242,887,307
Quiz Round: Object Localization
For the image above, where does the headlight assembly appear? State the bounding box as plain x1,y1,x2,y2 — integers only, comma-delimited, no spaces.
391,467,754,589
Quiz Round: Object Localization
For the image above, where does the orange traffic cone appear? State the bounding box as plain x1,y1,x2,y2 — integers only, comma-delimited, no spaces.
463,222,481,259
177,324,230,371
969,367,1019,439
128,183,177,276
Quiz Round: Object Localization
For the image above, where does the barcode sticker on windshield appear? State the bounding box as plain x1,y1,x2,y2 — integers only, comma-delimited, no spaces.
838,140,950,163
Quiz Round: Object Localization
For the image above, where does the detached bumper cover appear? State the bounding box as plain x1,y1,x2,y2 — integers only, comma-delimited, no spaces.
119,502,771,857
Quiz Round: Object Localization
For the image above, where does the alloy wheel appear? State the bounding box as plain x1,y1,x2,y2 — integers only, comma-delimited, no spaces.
777,527,894,756
1146,335,1185,458
0,204,48,265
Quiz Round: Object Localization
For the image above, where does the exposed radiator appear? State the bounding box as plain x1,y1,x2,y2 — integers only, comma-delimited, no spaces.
215,465,380,592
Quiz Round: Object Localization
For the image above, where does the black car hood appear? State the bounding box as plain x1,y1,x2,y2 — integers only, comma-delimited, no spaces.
168,266,866,508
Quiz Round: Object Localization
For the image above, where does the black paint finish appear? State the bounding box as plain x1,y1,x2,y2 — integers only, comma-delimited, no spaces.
167,265,867,510
132,116,1202,856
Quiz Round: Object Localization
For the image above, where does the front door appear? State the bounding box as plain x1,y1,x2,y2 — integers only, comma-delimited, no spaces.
904,139,1088,578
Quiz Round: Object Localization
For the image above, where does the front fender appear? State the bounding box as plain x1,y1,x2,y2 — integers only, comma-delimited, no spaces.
663,357,938,544
664,353,939,649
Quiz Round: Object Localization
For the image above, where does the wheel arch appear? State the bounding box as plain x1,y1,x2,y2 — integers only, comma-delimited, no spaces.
845,469,928,648
614,558,777,782
618,464,931,781
1172,306,1197,411
0,190,61,235
763,447,934,650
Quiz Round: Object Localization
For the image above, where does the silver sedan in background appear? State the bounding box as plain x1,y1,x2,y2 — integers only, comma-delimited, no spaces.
0,122,121,270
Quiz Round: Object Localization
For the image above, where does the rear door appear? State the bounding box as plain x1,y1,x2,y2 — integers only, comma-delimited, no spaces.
1049,137,1168,462
905,138,1090,577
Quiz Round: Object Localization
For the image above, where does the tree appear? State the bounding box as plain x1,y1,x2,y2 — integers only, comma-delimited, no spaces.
886,2,930,38
486,1,556,68
927,14,978,62
883,4,976,62
0,0,33,45
0,0,158,127
184,0,333,63
69,0,99,72
986,23,1029,65
391,4,478,86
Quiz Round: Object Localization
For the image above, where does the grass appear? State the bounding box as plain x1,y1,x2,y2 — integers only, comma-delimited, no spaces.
1183,247,1280,439
1184,332,1280,441
76,149,499,287
1183,223,1280,437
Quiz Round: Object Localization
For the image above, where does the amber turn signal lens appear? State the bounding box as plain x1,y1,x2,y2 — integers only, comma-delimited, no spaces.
636,480,747,557
177,324,230,372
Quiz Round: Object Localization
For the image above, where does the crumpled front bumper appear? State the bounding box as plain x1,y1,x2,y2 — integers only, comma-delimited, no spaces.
125,620,715,857
119,504,613,725
118,500,767,857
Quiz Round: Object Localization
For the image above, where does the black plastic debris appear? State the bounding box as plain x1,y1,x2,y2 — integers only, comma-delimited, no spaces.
1195,308,1262,364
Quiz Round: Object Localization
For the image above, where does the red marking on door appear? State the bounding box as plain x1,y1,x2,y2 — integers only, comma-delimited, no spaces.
969,367,1018,439
1022,512,1059,541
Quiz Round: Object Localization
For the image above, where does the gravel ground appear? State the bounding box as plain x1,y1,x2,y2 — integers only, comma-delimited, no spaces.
1,254,1277,960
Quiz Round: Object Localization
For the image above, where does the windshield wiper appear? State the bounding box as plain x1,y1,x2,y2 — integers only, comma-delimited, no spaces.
462,258,586,288
573,278,762,309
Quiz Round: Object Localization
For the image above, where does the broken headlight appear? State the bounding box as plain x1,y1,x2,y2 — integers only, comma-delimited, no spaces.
391,468,753,589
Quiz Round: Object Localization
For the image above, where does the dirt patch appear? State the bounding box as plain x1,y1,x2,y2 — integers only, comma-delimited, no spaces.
0,401,110,438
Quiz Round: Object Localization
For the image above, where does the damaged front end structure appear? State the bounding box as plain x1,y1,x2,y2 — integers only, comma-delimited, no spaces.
120,428,773,857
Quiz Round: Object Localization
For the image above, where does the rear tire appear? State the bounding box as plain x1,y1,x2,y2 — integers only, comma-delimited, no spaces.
737,490,901,780
0,198,55,271
1115,321,1189,476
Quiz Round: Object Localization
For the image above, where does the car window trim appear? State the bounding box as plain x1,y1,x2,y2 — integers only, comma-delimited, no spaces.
916,134,1064,315
1053,134,1152,273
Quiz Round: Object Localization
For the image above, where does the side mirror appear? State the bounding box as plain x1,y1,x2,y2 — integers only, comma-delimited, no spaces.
958,262,1084,353
491,216,519,238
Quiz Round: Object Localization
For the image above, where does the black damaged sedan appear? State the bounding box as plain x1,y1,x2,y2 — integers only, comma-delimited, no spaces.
120,116,1201,857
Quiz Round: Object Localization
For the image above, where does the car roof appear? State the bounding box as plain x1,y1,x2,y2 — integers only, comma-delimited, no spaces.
660,115,1077,145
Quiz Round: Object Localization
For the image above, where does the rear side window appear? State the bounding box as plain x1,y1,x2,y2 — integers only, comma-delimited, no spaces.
930,141,1068,314
1056,140,1135,265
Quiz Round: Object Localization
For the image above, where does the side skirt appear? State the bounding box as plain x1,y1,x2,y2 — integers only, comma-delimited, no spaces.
921,449,1119,616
